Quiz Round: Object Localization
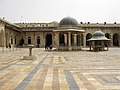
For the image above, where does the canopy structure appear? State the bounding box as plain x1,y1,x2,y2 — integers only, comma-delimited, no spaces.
52,16,85,51
53,28,85,51
87,31,111,51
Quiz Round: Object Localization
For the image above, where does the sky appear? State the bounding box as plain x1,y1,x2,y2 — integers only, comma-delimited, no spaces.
0,0,120,23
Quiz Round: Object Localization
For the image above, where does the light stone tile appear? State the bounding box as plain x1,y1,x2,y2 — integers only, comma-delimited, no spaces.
72,72,88,90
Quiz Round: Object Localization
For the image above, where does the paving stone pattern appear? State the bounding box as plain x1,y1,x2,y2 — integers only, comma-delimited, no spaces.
0,48,120,90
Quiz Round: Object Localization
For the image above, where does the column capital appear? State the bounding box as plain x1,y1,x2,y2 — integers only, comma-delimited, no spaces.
73,34,77,36
68,32,71,34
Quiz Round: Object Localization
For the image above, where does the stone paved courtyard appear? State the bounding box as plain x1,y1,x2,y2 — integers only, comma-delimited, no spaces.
0,48,120,90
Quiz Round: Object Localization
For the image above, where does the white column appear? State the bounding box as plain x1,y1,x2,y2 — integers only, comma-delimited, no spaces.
68,32,72,50
64,34,67,46
2,31,4,52
57,33,59,47
83,34,86,47
74,34,77,46
79,34,82,50
2,30,6,52
110,33,113,47
55,32,59,50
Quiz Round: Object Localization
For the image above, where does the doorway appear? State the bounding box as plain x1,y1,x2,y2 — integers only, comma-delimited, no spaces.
113,33,119,46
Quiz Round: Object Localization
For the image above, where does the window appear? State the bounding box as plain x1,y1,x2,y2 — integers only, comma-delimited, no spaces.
37,36,40,44
11,36,13,44
28,37,31,44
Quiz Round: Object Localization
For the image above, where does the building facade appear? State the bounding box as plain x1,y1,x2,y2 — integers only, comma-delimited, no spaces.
0,17,120,50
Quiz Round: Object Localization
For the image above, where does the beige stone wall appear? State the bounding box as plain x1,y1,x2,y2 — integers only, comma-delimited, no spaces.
22,32,46,47
0,22,5,47
20,31,56,48
1,20,120,48
20,26,120,48
83,27,120,47
0,23,21,51
5,29,20,47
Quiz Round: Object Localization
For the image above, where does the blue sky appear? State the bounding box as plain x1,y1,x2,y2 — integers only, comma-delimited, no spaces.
0,0,120,23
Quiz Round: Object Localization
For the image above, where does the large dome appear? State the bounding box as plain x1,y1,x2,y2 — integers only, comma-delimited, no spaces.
59,17,78,26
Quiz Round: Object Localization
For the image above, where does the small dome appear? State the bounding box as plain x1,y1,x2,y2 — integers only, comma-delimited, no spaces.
59,17,78,26
93,31,105,37
87,31,110,41
51,21,59,26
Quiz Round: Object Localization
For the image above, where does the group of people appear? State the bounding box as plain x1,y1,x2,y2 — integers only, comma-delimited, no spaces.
45,45,52,51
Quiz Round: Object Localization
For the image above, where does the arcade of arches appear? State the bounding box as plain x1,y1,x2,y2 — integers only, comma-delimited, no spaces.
0,16,120,50
17,32,119,50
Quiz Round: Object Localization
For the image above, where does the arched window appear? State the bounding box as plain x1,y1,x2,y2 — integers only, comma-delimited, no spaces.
36,36,40,47
37,36,40,44
19,38,24,45
28,37,31,44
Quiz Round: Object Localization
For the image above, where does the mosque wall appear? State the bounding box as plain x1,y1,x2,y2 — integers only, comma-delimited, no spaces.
5,29,20,48
2,26,120,48
0,18,120,48
82,26,120,47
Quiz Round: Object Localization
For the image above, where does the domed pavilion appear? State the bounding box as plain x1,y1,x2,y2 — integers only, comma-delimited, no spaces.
87,31,111,51
53,16,85,51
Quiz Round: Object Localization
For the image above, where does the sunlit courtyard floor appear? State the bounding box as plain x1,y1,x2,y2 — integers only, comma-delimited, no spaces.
0,47,120,90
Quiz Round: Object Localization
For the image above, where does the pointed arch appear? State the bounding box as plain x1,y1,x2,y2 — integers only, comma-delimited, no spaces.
37,36,40,44
28,37,31,44
11,36,13,44
113,33,119,46
86,33,92,46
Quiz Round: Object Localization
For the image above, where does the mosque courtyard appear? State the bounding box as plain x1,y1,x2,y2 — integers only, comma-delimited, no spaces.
0,48,120,90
